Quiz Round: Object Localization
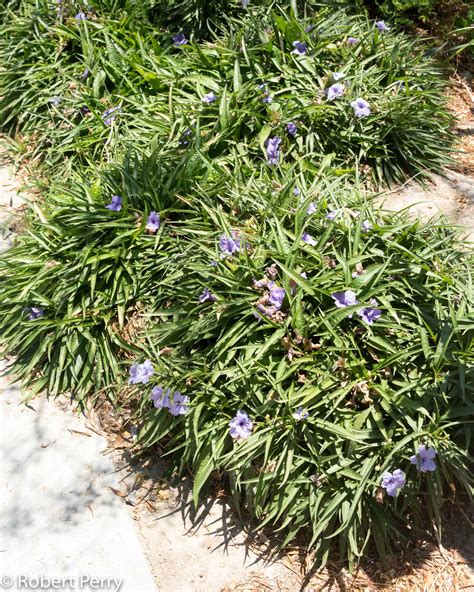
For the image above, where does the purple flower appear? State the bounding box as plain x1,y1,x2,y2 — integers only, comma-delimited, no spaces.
229,410,253,439
351,98,371,118
306,202,317,215
326,209,339,220
199,287,216,303
75,11,86,20
361,219,372,233
293,406,309,421
219,232,240,256
332,72,345,81
291,41,307,56
82,68,90,79
129,359,154,385
102,106,121,125
326,83,345,101
358,299,382,325
293,187,300,196
347,37,359,45
268,283,285,310
410,445,437,473
376,20,390,32
27,307,44,320
266,136,281,165
381,469,406,497
332,291,358,316
242,0,249,7
301,232,316,246
172,33,188,46
146,211,160,233
262,94,273,104
179,128,192,146
168,392,190,416
287,122,297,136
106,195,122,212
202,92,217,104
151,386,171,409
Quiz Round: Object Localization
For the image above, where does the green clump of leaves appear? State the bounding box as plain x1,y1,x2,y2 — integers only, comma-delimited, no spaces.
0,0,456,185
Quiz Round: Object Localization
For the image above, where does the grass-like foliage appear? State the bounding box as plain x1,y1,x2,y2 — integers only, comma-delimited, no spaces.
0,0,455,184
1,158,472,564
0,0,472,569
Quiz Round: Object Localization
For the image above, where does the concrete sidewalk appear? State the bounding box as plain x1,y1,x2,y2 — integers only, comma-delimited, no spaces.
0,369,157,592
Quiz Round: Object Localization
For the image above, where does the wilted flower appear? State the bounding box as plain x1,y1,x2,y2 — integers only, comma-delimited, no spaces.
146,211,160,232
287,122,297,136
151,386,170,409
351,98,371,118
202,92,217,104
332,291,359,315
102,105,121,125
376,20,390,32
347,37,359,45
75,11,86,20
332,72,345,80
266,136,281,165
199,287,216,303
106,195,122,211
291,41,307,56
381,469,406,497
172,33,188,46
326,210,339,220
361,219,372,233
410,445,437,472
326,83,345,101
219,232,241,256
306,202,317,215
268,283,285,310
168,392,190,416
129,359,154,385
293,406,309,421
358,299,382,325
27,307,44,320
301,232,316,246
229,410,253,439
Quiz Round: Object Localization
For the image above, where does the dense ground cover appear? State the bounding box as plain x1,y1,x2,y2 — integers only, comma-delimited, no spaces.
0,0,472,568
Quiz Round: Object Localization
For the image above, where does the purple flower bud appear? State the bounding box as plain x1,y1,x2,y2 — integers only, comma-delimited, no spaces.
199,287,216,303
172,33,188,46
106,195,122,212
332,72,344,81
291,41,307,56
361,219,372,233
301,232,316,246
292,406,309,420
146,211,160,233
306,202,317,215
375,20,390,32
326,210,339,220
202,92,217,104
266,136,281,165
27,307,44,320
347,37,359,45
287,122,297,136
75,11,86,20
293,187,300,196
102,105,121,125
